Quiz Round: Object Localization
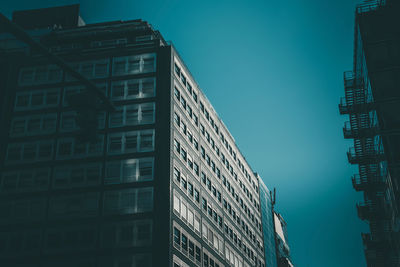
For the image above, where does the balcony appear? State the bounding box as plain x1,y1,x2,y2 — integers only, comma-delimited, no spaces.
357,200,391,221
343,71,355,89
339,97,375,115
347,147,385,164
356,0,386,15
343,121,378,139
352,174,386,192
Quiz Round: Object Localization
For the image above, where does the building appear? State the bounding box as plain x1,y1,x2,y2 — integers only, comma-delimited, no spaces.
258,175,278,267
0,4,289,267
273,212,293,267
339,0,400,265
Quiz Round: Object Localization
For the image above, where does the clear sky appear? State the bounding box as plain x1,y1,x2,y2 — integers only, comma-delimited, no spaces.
2,0,369,266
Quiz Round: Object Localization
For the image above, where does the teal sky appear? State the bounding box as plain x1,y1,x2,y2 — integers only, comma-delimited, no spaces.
3,0,369,266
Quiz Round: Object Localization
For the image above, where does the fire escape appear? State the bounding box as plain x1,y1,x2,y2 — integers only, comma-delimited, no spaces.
339,70,396,265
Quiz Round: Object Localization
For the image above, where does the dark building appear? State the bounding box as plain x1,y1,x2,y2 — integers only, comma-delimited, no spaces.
339,0,400,265
0,4,289,267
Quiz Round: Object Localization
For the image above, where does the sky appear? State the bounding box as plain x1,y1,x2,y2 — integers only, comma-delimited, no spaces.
2,0,369,266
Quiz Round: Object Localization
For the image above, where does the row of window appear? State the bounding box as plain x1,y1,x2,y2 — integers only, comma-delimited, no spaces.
5,130,155,163
201,218,224,255
60,111,106,132
175,112,261,244
174,112,199,152
199,101,219,136
6,140,54,163
105,158,154,184
200,167,262,257
113,54,156,76
222,175,261,233
1,168,50,193
10,113,57,137
0,158,153,193
18,54,156,86
198,152,262,255
14,77,155,112
11,102,153,138
173,167,200,203
19,65,62,85
174,62,198,104
14,89,60,111
223,217,262,264
174,87,199,127
173,221,223,267
56,136,104,159
200,123,259,215
101,219,152,248
0,220,152,255
200,124,260,230
108,130,155,154
103,187,153,215
173,190,201,235
174,138,200,178
110,103,155,128
192,81,258,199
173,226,202,266
111,77,155,100
0,187,154,223
66,59,109,81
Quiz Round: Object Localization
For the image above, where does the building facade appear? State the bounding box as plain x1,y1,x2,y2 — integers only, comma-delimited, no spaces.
339,0,400,266
258,176,278,267
0,5,288,267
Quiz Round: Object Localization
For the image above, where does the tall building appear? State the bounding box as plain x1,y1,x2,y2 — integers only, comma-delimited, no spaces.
339,0,400,265
258,175,278,267
0,4,290,267
273,212,292,267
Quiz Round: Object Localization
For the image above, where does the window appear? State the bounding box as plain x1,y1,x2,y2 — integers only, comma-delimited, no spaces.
188,183,193,196
174,139,180,153
66,60,109,80
174,194,180,214
6,141,54,163
140,130,154,151
54,163,101,189
195,246,201,262
1,169,50,193
14,89,60,111
111,78,155,100
103,187,153,215
109,103,155,127
173,227,180,247
174,167,181,183
195,216,200,233
189,240,195,258
105,158,153,184
10,114,57,136
174,87,180,100
108,130,154,154
181,234,188,251
49,192,99,218
194,162,199,176
174,112,180,126
19,65,62,85
113,54,156,75
57,137,103,158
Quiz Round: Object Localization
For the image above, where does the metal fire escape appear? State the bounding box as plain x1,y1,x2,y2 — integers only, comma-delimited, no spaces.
340,69,396,265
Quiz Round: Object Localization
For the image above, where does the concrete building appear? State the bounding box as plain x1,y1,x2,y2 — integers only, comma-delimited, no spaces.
0,4,289,267
339,0,400,265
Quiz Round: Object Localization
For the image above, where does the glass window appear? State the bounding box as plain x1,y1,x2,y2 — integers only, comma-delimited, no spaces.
173,227,180,246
